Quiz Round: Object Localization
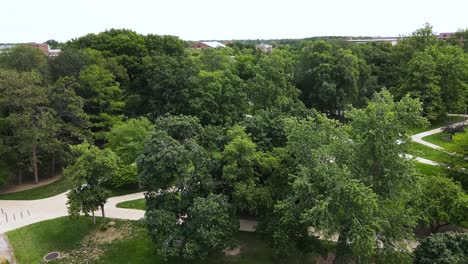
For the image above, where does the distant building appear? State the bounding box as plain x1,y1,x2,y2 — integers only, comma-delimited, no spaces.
191,41,226,49
347,37,399,46
0,43,61,56
256,43,273,53
437,32,455,40
30,43,61,56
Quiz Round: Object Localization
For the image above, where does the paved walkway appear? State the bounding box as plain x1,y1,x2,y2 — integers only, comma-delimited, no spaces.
411,115,467,150
0,190,258,235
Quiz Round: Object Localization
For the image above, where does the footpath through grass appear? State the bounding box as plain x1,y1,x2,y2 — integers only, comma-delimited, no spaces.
408,115,465,135
409,143,450,163
0,178,141,200
0,177,73,200
423,131,466,151
7,216,330,264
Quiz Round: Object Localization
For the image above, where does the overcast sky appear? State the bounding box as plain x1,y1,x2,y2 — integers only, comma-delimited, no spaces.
1,0,467,43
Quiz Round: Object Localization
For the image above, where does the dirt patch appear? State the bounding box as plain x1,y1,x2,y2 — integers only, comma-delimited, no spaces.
223,245,242,256
57,223,133,263
90,224,131,244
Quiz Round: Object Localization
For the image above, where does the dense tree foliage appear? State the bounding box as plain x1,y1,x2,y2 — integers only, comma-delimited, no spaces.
413,232,468,264
0,24,467,263
66,142,119,224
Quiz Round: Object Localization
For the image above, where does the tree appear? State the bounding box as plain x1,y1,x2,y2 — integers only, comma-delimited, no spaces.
106,117,153,186
50,77,90,176
0,44,49,81
49,48,89,81
78,64,124,139
137,54,198,117
187,70,248,125
398,44,467,120
413,232,468,264
273,115,380,262
139,116,235,260
447,29,468,53
417,175,468,233
0,70,59,184
444,130,468,190
66,142,118,224
222,125,277,215
182,194,238,259
346,90,428,256
296,40,363,116
247,50,302,114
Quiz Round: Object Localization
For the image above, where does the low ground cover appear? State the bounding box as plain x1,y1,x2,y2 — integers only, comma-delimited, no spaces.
0,179,140,200
7,216,330,264
116,198,145,210
423,131,466,151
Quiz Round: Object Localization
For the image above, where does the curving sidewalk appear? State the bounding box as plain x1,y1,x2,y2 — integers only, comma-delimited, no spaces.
411,115,467,151
0,192,146,234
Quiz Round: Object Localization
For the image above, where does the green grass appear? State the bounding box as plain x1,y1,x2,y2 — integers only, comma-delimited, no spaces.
0,177,73,200
116,198,145,210
409,143,450,163
414,162,445,177
7,216,331,264
423,131,466,152
408,115,466,135
0,179,141,200
7,217,97,263
107,184,142,198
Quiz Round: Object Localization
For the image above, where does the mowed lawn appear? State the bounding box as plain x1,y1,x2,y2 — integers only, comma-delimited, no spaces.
0,178,141,200
116,198,146,210
423,131,466,151
409,143,450,163
0,177,73,200
7,216,329,264
408,115,466,135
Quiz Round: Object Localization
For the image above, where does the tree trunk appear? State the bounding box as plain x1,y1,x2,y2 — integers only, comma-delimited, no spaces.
334,232,353,264
18,167,22,185
92,211,96,225
50,152,55,178
32,144,39,184
101,205,106,224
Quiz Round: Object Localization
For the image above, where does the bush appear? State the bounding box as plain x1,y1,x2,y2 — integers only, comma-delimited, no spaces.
413,232,468,264
442,124,466,136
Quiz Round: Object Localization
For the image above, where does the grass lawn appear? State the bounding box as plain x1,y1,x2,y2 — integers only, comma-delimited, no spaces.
414,162,445,177
107,184,143,198
7,216,331,264
423,131,466,151
0,179,141,200
409,143,450,163
408,115,466,135
0,177,73,200
116,198,145,210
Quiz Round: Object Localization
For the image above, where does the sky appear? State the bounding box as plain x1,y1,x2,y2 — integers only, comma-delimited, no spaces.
1,0,467,43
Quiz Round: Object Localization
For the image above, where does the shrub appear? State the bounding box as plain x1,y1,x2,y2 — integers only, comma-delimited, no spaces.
413,232,468,264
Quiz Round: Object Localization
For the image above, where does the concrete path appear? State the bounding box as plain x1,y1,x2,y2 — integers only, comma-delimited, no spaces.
0,192,147,234
404,154,439,166
0,191,257,234
0,234,16,264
